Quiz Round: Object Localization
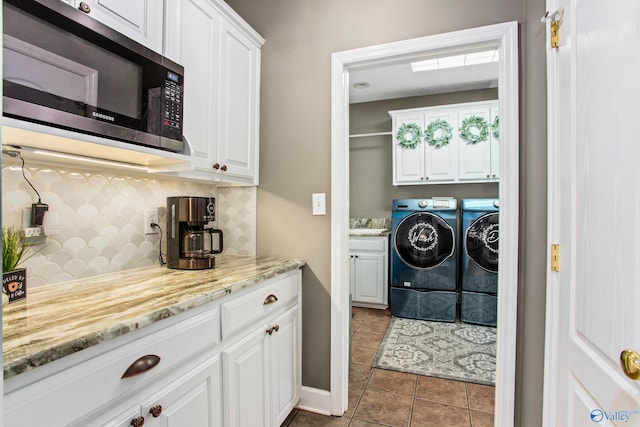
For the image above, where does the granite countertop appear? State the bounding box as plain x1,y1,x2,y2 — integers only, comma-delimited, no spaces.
349,217,391,236
3,254,305,379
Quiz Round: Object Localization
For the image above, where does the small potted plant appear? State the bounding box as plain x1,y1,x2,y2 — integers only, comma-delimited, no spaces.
2,226,31,303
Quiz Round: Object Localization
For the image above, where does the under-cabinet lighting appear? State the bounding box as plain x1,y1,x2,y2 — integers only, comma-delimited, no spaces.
411,49,499,72
30,149,148,171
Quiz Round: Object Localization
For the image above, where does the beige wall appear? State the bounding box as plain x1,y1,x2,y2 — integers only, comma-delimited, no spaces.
350,89,499,218
224,1,547,426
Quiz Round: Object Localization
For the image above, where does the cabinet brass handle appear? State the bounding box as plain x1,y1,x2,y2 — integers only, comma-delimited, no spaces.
122,354,161,378
149,405,163,418
130,416,145,427
263,294,278,305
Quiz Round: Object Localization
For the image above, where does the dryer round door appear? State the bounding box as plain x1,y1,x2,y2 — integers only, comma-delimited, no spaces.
465,212,499,272
394,212,455,269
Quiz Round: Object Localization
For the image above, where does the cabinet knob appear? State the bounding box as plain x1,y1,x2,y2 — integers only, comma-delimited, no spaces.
425,176,429,180
221,164,228,172
273,324,280,333
130,416,145,427
78,1,91,13
487,174,491,178
212,163,220,170
149,405,163,418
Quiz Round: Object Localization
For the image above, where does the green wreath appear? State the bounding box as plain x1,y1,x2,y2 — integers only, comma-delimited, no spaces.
459,115,489,145
396,122,424,149
492,116,500,140
425,119,453,149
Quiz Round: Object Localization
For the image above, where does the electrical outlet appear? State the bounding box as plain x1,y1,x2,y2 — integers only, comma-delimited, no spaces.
22,227,42,238
144,208,159,235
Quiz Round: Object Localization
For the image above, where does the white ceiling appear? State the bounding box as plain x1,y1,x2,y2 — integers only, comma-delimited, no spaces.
348,58,499,104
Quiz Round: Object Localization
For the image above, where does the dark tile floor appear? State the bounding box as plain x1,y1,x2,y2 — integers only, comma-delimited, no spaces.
282,307,495,427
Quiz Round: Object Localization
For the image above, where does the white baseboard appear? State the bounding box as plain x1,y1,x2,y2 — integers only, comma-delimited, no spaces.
296,386,332,415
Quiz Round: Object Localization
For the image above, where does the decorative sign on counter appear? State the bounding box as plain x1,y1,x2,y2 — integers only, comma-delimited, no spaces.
3,268,27,304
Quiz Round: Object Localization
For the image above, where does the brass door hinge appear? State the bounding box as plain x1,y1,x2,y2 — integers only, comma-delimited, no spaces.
550,20,560,48
542,9,564,49
551,244,560,272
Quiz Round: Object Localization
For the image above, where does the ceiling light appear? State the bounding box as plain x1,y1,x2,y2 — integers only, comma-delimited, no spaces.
411,49,499,72
352,82,370,89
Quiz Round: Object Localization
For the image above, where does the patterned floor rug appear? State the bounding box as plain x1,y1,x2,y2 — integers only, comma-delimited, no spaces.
372,317,496,386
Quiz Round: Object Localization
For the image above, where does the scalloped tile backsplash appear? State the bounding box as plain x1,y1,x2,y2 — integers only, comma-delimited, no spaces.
2,161,256,287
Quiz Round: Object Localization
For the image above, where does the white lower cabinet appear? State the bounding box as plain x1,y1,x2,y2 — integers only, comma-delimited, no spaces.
3,270,302,427
222,274,301,427
350,236,388,308
101,353,223,427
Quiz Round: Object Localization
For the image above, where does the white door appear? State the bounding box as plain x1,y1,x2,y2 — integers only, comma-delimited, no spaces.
544,1,640,426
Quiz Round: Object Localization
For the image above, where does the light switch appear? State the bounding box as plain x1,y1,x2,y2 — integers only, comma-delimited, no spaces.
312,193,326,215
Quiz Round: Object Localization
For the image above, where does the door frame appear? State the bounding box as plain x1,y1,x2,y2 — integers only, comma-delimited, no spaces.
330,21,520,425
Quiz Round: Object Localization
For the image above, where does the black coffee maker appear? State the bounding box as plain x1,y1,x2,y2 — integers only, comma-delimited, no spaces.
166,196,223,269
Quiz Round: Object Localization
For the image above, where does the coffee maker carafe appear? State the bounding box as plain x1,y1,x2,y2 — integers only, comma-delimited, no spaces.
166,196,223,269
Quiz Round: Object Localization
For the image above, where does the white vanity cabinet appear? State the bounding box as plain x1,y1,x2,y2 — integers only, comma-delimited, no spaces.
221,271,302,427
61,0,164,53
164,0,263,185
391,100,499,185
349,236,389,309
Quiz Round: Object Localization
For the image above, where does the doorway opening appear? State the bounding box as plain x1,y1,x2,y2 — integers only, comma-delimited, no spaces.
330,21,519,426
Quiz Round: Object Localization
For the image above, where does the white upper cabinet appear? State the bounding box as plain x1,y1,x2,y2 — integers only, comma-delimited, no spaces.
423,108,458,182
64,0,164,53
457,103,498,181
391,100,499,185
164,0,221,173
392,113,425,184
164,0,264,185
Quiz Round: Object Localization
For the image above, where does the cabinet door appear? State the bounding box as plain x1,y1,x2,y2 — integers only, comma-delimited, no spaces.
164,0,221,172
353,253,386,305
98,355,223,427
223,325,270,427
423,109,458,182
392,114,425,185
217,19,260,182
143,355,223,427
457,105,492,181
75,0,163,53
269,306,300,427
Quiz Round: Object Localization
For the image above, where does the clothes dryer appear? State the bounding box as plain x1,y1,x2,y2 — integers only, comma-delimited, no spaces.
390,198,457,322
460,198,499,326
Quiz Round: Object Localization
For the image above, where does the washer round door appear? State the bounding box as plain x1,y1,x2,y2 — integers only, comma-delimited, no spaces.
394,212,455,269
465,212,499,272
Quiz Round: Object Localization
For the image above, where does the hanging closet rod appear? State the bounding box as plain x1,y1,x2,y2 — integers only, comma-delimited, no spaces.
348,131,392,139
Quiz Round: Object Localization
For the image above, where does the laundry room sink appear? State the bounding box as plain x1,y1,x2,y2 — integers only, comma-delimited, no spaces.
349,228,389,236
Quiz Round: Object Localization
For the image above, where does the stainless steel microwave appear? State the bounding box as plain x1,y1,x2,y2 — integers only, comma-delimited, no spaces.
3,0,185,153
